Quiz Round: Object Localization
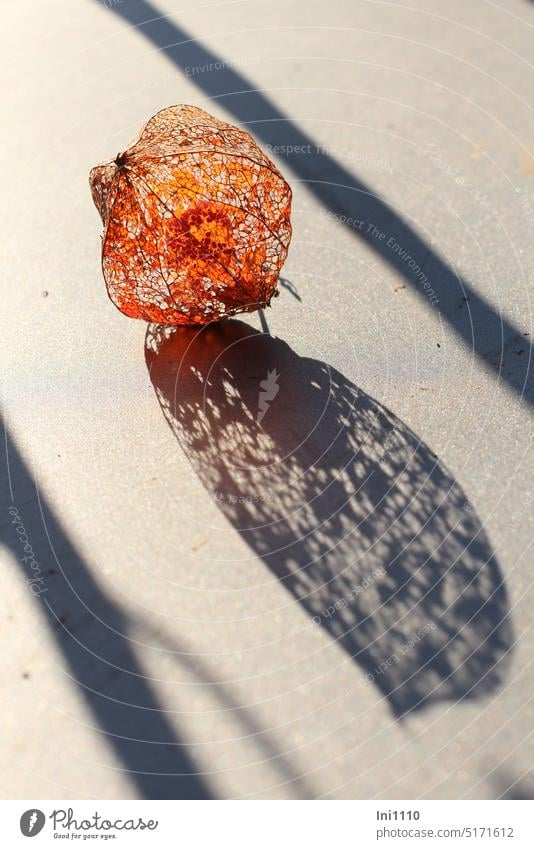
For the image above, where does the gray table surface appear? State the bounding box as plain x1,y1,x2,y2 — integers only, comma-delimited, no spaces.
1,0,533,799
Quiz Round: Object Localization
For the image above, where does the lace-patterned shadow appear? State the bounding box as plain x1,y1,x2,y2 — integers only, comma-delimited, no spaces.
145,320,513,718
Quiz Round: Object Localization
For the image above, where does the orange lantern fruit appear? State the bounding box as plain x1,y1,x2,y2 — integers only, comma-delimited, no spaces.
89,105,292,325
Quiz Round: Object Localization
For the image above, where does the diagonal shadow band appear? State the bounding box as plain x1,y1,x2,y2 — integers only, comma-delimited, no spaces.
134,615,317,798
97,0,533,407
1,419,212,799
2,421,317,798
146,320,513,718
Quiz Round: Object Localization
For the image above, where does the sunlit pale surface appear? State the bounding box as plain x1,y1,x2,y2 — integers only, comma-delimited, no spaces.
0,0,533,801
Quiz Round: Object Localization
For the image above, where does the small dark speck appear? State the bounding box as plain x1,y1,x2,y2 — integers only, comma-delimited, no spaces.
437,343,441,348
523,332,529,336
48,568,56,576
516,349,524,356
42,291,49,298
22,672,30,679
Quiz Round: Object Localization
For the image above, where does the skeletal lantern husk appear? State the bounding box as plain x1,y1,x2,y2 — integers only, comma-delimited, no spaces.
89,105,292,325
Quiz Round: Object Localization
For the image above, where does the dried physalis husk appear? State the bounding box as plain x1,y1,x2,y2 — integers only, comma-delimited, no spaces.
89,105,292,324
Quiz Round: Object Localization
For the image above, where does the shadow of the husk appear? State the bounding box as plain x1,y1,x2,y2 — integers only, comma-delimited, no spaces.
145,320,513,718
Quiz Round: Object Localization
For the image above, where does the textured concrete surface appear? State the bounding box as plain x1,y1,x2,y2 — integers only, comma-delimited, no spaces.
1,0,533,799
